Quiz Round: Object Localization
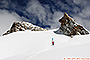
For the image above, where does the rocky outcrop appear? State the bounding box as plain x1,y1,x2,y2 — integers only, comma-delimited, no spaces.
3,21,47,36
56,13,89,37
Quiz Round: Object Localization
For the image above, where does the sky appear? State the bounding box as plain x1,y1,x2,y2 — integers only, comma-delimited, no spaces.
0,10,21,35
0,0,90,35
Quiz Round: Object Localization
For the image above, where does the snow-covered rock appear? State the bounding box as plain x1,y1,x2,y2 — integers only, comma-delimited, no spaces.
56,13,89,37
3,21,47,36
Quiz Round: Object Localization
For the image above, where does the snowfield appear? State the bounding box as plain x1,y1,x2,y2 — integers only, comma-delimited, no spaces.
0,29,90,60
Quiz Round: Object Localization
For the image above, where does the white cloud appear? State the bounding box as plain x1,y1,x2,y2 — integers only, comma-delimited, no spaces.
0,0,9,8
0,10,21,36
73,6,90,30
26,0,46,23
78,7,90,19
74,16,90,31
1,0,89,32
26,0,90,31
26,0,64,29
49,11,63,28
73,0,80,5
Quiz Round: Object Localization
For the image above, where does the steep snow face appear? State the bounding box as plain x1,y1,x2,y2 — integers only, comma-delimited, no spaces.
57,13,89,37
3,21,47,36
0,29,90,60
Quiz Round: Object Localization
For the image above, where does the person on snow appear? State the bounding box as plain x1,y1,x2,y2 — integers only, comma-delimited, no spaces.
52,38,54,46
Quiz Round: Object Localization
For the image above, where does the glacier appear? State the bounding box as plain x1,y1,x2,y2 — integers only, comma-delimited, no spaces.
0,29,90,60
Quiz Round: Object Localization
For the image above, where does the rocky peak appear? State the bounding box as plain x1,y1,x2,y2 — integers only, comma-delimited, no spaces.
3,21,47,36
56,13,89,37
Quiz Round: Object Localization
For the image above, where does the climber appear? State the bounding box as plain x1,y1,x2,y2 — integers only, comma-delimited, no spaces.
52,38,54,46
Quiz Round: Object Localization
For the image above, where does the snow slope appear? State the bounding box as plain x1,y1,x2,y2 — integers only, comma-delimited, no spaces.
0,29,90,60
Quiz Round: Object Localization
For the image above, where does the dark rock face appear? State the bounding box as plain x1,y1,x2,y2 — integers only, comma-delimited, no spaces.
3,21,47,36
57,13,89,37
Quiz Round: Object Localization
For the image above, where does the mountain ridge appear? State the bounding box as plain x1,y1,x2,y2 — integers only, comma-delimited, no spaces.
55,13,89,38
2,13,90,38
3,21,47,36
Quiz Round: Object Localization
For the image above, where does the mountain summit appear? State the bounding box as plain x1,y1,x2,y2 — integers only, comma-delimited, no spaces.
56,13,89,37
3,21,47,36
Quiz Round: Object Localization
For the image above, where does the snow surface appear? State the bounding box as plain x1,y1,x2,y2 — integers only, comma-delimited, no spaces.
0,29,90,60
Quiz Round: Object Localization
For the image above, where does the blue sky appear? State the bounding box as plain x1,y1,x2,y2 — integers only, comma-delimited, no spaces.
0,0,90,35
